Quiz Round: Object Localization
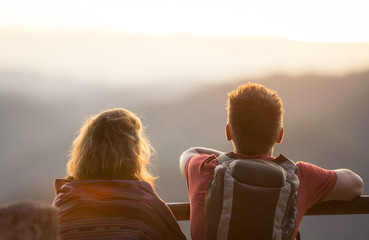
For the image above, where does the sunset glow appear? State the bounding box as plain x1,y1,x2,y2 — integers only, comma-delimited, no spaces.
1,0,369,87
1,0,368,42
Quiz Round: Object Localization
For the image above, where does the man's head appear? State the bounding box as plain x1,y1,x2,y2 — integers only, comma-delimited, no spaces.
226,82,284,155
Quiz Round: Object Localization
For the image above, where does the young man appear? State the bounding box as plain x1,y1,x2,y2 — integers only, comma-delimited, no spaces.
179,82,363,240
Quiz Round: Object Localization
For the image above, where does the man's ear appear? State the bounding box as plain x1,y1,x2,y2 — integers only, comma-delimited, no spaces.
276,127,284,144
226,124,232,141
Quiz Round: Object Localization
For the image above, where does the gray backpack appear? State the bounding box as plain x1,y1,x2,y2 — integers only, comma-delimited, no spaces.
205,153,299,240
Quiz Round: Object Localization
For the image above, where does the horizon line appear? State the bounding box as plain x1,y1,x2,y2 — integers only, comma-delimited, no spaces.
1,25,369,44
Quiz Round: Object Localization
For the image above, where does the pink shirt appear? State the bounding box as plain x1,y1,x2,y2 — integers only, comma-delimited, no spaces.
183,153,337,240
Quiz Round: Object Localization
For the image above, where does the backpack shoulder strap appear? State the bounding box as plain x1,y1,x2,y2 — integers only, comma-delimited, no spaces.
274,155,301,240
274,154,297,171
274,154,299,187
216,152,236,165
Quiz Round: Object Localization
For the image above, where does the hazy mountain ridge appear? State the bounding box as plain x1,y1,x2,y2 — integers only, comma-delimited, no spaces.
2,31,369,84
0,70,368,239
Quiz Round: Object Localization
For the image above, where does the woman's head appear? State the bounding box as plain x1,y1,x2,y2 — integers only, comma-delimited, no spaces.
67,108,155,186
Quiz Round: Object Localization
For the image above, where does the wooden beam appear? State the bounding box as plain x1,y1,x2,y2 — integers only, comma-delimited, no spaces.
167,202,190,221
305,195,369,215
168,195,369,221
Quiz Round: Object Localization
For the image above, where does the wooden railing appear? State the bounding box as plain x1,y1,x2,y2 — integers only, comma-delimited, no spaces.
168,195,369,221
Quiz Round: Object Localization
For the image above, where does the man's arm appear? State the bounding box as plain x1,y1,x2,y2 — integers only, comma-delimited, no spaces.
179,147,224,177
323,169,364,202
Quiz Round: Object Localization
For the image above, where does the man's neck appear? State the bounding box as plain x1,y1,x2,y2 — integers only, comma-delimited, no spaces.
234,148,274,157
235,152,276,161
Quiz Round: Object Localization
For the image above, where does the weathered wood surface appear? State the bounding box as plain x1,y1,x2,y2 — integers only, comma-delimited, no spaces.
168,195,369,221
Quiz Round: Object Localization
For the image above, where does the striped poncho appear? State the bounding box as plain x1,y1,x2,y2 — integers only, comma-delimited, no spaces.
53,179,186,240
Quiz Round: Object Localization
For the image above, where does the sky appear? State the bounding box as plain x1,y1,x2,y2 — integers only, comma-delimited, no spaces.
1,0,369,87
1,0,369,42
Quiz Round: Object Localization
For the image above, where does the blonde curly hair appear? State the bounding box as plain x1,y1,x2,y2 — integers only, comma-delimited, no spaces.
67,108,155,186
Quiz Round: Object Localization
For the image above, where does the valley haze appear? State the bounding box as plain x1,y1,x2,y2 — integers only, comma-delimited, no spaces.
1,31,369,86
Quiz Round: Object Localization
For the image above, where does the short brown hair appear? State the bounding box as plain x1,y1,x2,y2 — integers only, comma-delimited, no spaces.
67,108,155,186
227,82,283,154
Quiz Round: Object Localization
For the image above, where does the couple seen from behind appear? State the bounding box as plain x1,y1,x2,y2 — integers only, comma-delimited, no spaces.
52,82,363,240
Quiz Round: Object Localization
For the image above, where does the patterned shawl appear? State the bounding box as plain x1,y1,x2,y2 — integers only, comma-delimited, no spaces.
53,179,186,240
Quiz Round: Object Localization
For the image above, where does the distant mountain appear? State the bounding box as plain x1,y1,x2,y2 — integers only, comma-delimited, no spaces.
0,70,368,239
1,31,369,85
